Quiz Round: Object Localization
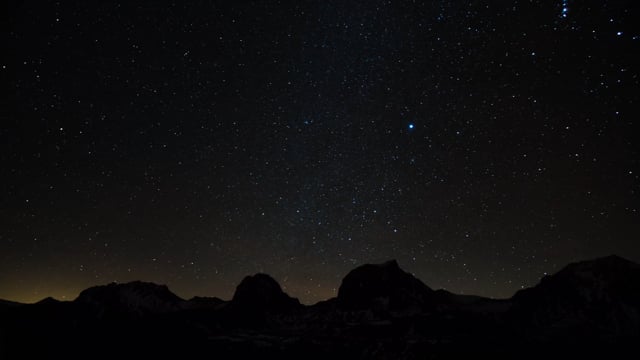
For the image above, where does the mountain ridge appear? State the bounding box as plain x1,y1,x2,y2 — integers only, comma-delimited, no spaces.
1,255,638,359
2,254,637,307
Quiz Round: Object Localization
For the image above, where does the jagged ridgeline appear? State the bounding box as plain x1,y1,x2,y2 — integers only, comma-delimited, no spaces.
1,255,639,359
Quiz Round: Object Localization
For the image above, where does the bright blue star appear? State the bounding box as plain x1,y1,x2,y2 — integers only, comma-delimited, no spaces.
561,0,569,18
408,123,415,130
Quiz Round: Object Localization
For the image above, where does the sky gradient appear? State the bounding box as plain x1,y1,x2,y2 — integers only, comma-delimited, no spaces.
1,0,639,304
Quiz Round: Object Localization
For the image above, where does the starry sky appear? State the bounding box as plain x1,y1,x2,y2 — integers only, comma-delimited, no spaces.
1,0,639,304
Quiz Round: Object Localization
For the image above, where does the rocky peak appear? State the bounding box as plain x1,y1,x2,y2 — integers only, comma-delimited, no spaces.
511,255,640,335
231,273,300,311
337,260,435,312
514,255,640,301
75,281,185,315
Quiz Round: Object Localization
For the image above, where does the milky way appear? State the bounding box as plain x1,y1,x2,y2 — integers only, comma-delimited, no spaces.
1,0,638,304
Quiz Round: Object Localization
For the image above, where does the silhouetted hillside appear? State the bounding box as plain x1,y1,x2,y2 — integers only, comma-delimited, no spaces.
75,281,186,316
510,255,640,337
1,256,638,359
232,273,301,311
337,259,435,314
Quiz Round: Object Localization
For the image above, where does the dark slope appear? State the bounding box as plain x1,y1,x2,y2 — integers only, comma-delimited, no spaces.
337,260,436,313
511,255,640,336
1,256,639,359
0,299,24,307
232,273,300,311
75,281,186,316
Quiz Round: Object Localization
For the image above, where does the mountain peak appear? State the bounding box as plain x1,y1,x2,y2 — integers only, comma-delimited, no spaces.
75,280,184,315
542,254,640,284
36,297,60,305
337,260,434,312
571,254,637,268
232,273,300,311
511,255,640,334
515,254,640,298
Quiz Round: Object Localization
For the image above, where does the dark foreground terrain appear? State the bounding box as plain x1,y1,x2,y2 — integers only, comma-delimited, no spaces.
1,255,639,359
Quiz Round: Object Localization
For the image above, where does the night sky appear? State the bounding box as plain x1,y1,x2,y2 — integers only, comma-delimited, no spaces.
2,0,639,304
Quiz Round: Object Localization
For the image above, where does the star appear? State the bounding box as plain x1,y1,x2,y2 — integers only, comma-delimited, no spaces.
1,0,636,307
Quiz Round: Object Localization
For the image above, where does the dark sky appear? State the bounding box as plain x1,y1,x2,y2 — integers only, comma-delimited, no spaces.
1,0,639,304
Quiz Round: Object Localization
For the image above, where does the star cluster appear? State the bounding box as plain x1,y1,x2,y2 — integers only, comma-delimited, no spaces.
1,1,638,303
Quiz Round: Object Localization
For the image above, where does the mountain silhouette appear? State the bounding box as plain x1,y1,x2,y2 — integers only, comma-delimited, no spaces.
337,259,435,314
510,255,640,337
1,255,638,359
232,273,301,311
35,296,61,306
75,280,185,316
